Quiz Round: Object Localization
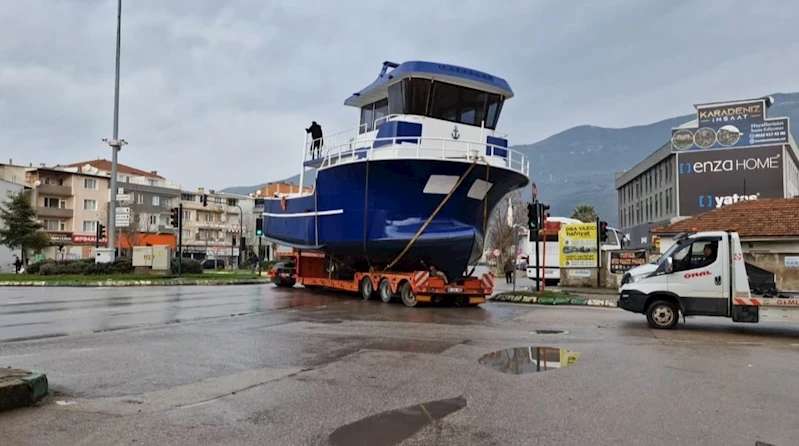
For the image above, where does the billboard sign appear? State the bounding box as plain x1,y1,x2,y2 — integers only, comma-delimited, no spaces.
671,98,789,152
609,249,647,274
558,222,598,268
677,145,784,216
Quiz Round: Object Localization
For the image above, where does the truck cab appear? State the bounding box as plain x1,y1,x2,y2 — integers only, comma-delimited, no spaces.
618,230,770,329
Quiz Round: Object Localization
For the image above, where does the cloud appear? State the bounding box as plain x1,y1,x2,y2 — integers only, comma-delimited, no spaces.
1,0,797,190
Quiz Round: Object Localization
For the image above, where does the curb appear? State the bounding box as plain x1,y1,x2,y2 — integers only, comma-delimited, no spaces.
490,293,618,307
0,369,48,412
0,279,271,287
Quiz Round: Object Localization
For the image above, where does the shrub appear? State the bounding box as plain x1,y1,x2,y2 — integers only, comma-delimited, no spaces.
171,258,202,275
26,259,56,274
29,257,134,275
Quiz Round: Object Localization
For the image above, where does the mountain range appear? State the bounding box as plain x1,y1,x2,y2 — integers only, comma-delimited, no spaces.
223,92,799,227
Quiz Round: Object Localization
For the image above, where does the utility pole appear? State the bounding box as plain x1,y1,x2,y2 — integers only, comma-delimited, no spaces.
104,0,126,258
177,203,184,277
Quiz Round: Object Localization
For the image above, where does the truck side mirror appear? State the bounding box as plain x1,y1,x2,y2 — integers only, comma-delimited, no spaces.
665,257,673,274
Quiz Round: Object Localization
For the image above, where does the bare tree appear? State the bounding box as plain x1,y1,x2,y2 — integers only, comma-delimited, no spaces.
485,190,527,273
98,199,148,255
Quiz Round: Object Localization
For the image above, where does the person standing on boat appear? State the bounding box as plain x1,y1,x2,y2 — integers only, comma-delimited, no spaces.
305,121,324,159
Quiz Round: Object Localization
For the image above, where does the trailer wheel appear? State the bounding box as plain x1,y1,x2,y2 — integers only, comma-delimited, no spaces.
360,277,375,300
646,300,679,329
399,282,418,307
378,278,395,303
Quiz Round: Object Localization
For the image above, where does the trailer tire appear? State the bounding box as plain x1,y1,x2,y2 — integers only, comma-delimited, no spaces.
646,300,679,329
378,278,395,303
360,277,375,300
399,282,418,307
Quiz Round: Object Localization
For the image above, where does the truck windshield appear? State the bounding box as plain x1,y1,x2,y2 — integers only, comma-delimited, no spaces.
655,240,687,266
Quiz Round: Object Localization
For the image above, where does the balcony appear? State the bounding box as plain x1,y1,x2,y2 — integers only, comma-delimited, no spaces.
37,184,72,196
37,207,74,219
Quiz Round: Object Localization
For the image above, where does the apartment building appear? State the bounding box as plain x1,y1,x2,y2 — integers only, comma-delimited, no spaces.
64,160,181,235
25,166,110,259
179,188,254,265
0,179,26,271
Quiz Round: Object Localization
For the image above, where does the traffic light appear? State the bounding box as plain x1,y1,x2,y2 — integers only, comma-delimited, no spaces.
232,234,237,246
541,203,550,220
201,194,208,207
97,223,106,240
599,220,608,242
527,202,539,230
170,207,180,228
255,217,263,236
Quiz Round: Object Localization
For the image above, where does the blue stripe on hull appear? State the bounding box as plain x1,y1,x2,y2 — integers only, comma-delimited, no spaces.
262,159,528,279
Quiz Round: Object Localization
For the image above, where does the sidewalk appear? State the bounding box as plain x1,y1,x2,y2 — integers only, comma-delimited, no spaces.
0,368,48,411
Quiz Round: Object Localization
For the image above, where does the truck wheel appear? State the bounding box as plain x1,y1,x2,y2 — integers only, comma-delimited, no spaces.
646,300,679,329
360,277,375,300
378,278,395,303
399,282,418,307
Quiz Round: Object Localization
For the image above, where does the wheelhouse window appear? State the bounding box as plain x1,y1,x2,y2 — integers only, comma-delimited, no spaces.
391,78,504,130
358,98,390,134
358,78,506,133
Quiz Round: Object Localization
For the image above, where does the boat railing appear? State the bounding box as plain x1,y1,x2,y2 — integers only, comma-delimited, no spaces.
315,136,529,177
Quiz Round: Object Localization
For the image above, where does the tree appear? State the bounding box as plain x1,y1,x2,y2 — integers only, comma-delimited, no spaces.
571,204,598,223
98,199,147,255
0,192,50,262
485,190,527,274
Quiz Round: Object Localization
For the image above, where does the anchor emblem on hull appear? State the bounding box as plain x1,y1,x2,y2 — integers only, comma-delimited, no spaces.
452,126,460,140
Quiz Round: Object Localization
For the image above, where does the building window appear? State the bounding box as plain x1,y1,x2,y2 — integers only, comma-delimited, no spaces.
182,210,191,220
227,198,238,207
43,219,66,231
83,199,98,211
137,193,144,205
181,193,196,202
149,214,157,225
182,230,191,240
43,197,65,208
152,196,160,206
204,213,213,222
148,179,157,186
82,220,97,232
83,178,98,189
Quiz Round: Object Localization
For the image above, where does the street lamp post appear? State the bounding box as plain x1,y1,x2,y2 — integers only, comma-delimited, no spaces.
104,0,124,256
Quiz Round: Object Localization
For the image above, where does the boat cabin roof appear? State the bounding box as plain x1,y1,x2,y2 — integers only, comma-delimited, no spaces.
344,60,514,108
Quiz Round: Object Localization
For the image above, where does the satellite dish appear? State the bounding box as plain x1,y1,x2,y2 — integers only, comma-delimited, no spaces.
34,180,41,186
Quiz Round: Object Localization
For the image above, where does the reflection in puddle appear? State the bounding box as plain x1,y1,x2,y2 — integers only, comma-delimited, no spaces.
478,346,580,375
328,396,466,446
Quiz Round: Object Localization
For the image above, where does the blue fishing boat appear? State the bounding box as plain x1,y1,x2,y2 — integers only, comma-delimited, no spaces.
262,60,530,281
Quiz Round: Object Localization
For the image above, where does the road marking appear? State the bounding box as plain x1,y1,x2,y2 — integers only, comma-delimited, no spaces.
726,341,765,346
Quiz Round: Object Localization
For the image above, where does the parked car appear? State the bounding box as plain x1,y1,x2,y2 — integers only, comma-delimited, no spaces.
201,259,226,270
269,260,296,287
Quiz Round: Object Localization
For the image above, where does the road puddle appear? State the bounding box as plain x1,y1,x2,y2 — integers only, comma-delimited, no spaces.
328,396,466,446
478,346,580,375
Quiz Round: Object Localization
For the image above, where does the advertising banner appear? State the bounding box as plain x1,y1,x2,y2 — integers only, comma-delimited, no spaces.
609,249,647,274
676,145,784,216
558,222,598,268
671,98,789,152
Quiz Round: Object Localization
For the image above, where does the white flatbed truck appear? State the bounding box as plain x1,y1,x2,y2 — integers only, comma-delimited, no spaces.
618,230,799,329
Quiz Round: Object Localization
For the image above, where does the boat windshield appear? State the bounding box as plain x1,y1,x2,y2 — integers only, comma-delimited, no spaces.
359,78,504,133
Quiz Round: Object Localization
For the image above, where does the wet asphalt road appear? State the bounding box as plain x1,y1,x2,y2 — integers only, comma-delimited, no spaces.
2,285,799,445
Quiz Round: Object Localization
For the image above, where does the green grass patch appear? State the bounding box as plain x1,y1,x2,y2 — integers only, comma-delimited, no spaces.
0,273,267,283
503,290,569,298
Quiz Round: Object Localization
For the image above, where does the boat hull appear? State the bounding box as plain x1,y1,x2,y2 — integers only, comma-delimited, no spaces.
262,159,528,280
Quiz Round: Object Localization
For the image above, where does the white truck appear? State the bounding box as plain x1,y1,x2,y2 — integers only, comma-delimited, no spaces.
618,230,799,329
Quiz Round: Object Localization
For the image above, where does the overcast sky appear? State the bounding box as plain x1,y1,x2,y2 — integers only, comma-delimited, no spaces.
1,0,797,190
